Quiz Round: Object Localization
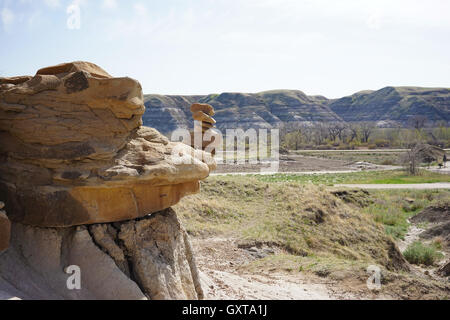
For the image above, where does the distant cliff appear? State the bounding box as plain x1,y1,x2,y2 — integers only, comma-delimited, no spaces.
143,87,450,133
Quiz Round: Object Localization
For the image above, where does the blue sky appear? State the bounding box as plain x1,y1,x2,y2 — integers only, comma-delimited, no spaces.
1,0,449,98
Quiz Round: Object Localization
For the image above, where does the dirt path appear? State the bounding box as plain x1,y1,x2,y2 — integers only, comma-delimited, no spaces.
192,238,384,300
200,270,334,300
333,183,450,189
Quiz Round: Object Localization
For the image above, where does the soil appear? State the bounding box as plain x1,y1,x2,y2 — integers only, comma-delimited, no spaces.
411,202,450,245
399,202,450,284
411,203,450,224
192,237,393,300
190,202,450,300
214,154,397,174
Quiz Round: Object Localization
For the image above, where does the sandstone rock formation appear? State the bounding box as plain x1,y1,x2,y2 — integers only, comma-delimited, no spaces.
189,103,220,155
0,208,203,300
0,62,215,227
0,62,213,300
0,202,10,253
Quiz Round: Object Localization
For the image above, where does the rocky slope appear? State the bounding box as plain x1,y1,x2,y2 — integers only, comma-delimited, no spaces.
0,62,214,300
143,87,450,133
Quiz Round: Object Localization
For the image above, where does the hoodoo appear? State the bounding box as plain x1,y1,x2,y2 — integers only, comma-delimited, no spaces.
0,61,215,227
0,62,215,300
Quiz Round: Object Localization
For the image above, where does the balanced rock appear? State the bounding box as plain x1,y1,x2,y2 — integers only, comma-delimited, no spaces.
189,103,220,155
192,111,216,125
0,62,215,227
190,103,215,116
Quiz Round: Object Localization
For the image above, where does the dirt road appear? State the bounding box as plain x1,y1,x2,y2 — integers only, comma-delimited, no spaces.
334,183,450,189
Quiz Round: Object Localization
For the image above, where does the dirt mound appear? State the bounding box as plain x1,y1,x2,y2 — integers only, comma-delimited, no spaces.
411,202,450,245
177,177,410,273
331,189,373,207
420,221,450,243
411,202,450,224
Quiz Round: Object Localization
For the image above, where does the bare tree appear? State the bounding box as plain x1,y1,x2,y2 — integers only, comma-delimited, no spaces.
400,143,444,175
347,124,359,142
408,115,428,131
358,122,375,143
313,122,329,145
326,123,340,142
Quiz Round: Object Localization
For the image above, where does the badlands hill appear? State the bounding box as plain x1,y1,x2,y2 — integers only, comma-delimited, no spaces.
143,87,450,133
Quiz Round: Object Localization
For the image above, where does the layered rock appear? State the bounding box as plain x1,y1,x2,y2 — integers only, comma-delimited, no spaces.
0,208,203,300
144,91,339,134
189,103,220,155
0,62,215,227
143,87,450,134
0,202,10,253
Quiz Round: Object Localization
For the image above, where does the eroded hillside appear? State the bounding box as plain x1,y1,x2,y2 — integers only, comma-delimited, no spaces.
144,87,450,133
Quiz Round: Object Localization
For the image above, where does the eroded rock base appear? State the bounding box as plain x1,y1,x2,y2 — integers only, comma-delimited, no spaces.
0,205,10,253
0,208,203,300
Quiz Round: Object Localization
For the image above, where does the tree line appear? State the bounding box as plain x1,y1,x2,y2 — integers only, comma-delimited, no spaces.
281,117,450,150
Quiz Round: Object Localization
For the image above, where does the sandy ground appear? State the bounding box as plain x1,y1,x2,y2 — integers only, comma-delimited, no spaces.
398,225,426,252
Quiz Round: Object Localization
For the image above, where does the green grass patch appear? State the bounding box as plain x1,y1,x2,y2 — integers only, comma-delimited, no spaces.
253,169,449,185
403,241,444,266
361,189,446,240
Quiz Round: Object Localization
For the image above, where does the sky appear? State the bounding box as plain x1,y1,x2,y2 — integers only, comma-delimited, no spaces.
1,0,449,98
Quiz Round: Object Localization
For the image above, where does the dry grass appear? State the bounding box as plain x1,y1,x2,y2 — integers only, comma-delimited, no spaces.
175,175,450,299
175,176,406,272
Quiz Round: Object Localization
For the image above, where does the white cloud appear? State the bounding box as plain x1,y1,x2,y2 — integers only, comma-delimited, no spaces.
102,0,117,10
1,7,14,27
133,3,148,16
366,11,382,30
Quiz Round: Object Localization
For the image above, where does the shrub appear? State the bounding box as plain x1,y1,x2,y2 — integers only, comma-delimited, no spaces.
374,139,390,148
381,159,395,165
337,144,349,150
403,241,443,266
347,143,357,150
